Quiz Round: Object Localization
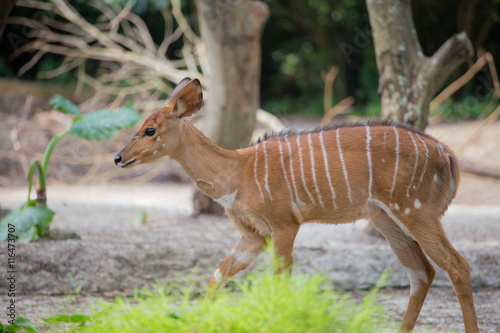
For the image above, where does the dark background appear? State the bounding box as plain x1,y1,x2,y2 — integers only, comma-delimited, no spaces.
1,0,498,118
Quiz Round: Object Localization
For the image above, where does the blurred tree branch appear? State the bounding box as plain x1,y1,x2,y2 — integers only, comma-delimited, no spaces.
9,0,202,113
0,0,18,40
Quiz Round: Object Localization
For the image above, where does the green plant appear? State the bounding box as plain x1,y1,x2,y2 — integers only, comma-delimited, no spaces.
0,96,141,243
2,316,41,333
55,265,395,333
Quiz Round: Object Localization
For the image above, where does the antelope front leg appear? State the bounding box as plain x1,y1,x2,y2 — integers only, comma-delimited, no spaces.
204,235,266,302
271,225,300,275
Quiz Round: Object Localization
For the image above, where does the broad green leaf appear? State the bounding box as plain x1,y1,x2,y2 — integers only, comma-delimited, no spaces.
24,328,40,333
70,105,141,140
5,325,21,332
42,314,90,324
18,226,38,243
0,204,55,243
13,317,40,328
50,95,80,115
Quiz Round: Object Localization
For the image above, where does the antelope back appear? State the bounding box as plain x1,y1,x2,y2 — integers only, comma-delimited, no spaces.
247,121,458,221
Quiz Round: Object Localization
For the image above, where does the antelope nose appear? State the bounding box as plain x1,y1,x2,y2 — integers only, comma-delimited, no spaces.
114,154,122,165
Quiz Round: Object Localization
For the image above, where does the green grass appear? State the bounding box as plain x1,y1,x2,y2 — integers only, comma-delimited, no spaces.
59,267,397,333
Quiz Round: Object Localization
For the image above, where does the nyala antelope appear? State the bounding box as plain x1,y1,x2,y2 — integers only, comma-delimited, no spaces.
115,78,478,332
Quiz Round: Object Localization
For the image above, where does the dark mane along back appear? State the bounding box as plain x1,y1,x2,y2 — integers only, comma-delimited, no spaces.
250,119,432,146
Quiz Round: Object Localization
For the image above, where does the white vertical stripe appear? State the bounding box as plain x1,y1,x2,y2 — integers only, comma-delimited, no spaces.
436,142,444,157
262,141,273,201
285,135,304,206
437,142,446,157
390,126,400,199
382,130,387,162
214,268,222,283
365,126,373,198
278,137,295,203
406,131,419,197
254,144,265,200
297,134,315,204
336,129,352,204
416,134,429,190
308,133,324,207
319,131,337,208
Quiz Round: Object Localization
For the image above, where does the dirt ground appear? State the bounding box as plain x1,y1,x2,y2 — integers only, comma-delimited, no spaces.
1,119,500,332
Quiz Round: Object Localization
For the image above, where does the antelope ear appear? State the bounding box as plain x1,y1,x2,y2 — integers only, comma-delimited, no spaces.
170,78,203,118
169,77,191,100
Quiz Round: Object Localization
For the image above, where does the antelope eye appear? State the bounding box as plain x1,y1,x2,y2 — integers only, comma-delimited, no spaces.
145,128,156,136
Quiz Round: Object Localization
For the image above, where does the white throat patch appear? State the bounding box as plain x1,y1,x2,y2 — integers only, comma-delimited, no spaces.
213,190,238,209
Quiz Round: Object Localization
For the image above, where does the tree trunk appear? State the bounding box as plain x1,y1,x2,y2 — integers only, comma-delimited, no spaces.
193,0,269,214
195,0,269,148
366,0,474,131
363,0,473,237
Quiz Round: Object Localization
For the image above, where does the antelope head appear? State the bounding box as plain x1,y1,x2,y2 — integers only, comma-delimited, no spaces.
114,77,202,168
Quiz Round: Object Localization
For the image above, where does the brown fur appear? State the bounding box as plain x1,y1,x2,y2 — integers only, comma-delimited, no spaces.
115,78,478,333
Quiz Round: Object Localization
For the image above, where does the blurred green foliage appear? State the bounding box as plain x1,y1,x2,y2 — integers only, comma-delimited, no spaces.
1,0,498,118
51,262,396,333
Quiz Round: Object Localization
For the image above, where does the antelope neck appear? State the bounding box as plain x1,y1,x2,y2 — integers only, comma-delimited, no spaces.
172,120,240,198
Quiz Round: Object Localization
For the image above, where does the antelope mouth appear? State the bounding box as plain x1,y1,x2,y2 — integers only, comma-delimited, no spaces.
119,159,137,168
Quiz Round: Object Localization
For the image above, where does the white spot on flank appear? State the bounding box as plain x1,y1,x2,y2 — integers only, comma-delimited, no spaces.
308,133,324,207
406,268,428,296
297,134,315,204
433,173,438,183
394,203,400,211
231,250,257,264
278,137,295,203
285,135,305,206
405,208,411,215
156,136,161,142
406,132,419,197
368,199,415,240
414,199,421,209
162,144,165,148
365,126,373,198
262,141,273,201
254,145,265,200
153,150,158,155
213,190,238,209
337,129,352,203
319,132,337,208
214,268,222,283
390,126,400,199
